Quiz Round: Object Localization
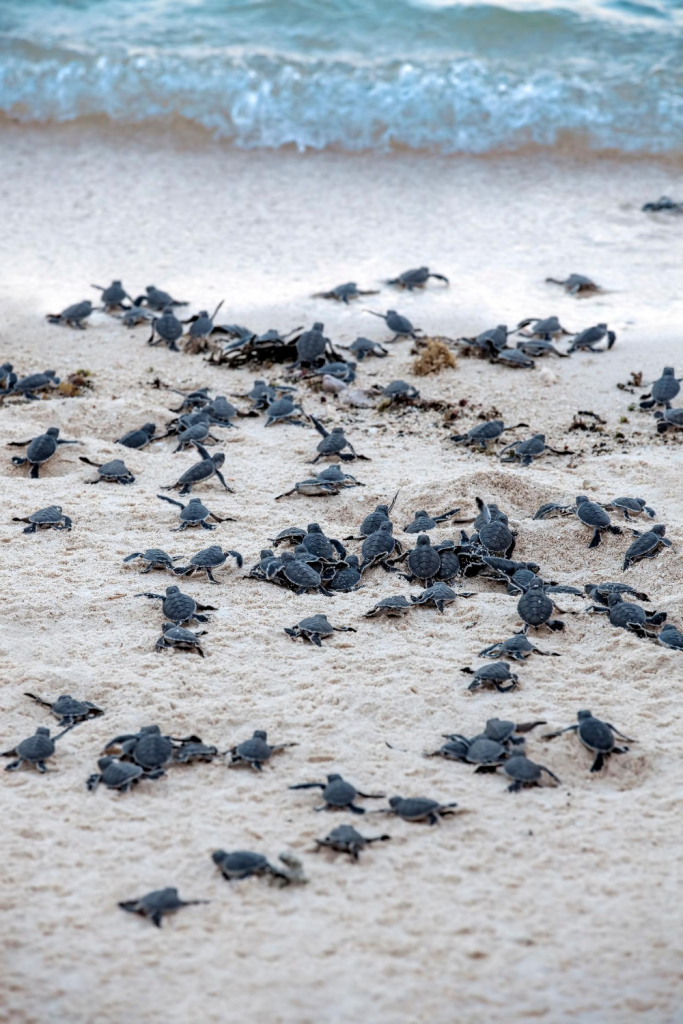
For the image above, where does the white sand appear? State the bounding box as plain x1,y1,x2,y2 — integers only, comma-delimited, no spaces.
1,126,682,1024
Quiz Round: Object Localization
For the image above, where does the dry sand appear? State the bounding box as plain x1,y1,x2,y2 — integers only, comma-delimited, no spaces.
1,126,682,1024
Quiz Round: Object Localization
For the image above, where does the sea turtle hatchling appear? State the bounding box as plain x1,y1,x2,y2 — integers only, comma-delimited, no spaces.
104,725,193,771
116,423,157,449
123,548,182,573
91,280,130,311
135,285,188,311
80,457,135,484
479,634,559,660
657,623,683,651
275,465,363,499
574,495,623,548
450,419,529,448
567,323,616,353
292,322,336,368
544,709,635,772
364,595,413,618
269,526,307,548
410,582,474,613
137,585,217,625
456,324,510,357
45,300,94,328
264,396,308,427
148,308,183,351
639,367,682,410
461,663,519,693
494,348,535,369
268,552,332,596
499,433,573,467
516,316,572,340
119,888,208,927
360,522,403,573
9,428,79,478
212,850,292,884
603,497,655,521
517,580,566,633
492,754,561,793
586,592,666,638
546,273,600,295
157,494,236,531
285,613,356,647
160,442,232,495
289,773,385,814
381,380,420,403
426,734,508,768
24,693,104,727
228,729,297,771
12,505,72,533
324,555,364,592
310,417,369,463
388,266,449,290
642,196,683,212
583,582,650,606
622,524,671,570
173,545,243,584
156,622,207,656
301,522,346,562
314,825,391,860
172,739,220,763
653,408,683,433
515,338,568,359
87,757,149,792
345,494,398,540
404,507,463,533
120,305,155,328
313,282,379,304
474,499,515,556
2,726,73,772
181,301,225,353
365,309,422,342
343,337,389,360
0,369,61,401
382,796,458,825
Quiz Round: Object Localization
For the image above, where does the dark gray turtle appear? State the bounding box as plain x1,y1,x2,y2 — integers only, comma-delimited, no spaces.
657,623,683,651
479,717,546,745
2,725,72,772
387,266,449,290
345,493,398,540
104,725,191,771
172,739,220,763
275,465,364,499
639,367,681,410
642,196,683,212
310,416,369,463
269,526,307,548
450,418,529,448
517,580,565,633
603,497,655,521
120,305,155,328
499,433,573,467
365,309,422,342
10,427,79,478
264,396,307,427
505,568,541,594
87,756,146,792
479,634,559,660
135,285,188,311
162,418,222,452
80,456,135,484
546,273,600,295
204,395,238,427
434,540,461,583
325,555,364,593
653,408,683,433
586,592,665,638
532,500,575,520
161,442,232,495
123,548,182,573
137,585,217,625
181,301,225,352
383,796,458,825
574,495,623,548
246,549,281,579
157,494,235,531
494,348,535,369
426,735,507,767
285,613,356,646
422,736,469,762
12,505,72,533
544,709,635,772
515,338,568,358
24,693,103,727
119,888,208,928
147,307,184,351
314,824,391,860
92,280,130,311
457,324,510,357
116,423,157,449
46,300,93,328
381,379,420,403
293,322,333,367
173,545,243,584
622,524,671,570
410,582,474,613
1,369,61,400
228,729,297,770
0,363,15,389
472,502,506,532
212,850,290,883
302,522,346,562
567,323,616,353
344,337,389,360
404,507,462,533
516,316,572,340
168,387,212,414
364,595,413,618
269,551,332,595
475,499,515,556
360,521,403,573
156,622,207,656
461,663,519,693
476,555,541,585
393,533,442,584
313,282,379,304
496,754,561,792
290,773,385,814
583,582,650,606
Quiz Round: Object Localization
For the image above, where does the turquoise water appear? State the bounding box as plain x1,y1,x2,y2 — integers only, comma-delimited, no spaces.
1,0,682,152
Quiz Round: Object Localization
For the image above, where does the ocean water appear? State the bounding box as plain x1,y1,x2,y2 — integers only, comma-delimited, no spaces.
1,0,682,153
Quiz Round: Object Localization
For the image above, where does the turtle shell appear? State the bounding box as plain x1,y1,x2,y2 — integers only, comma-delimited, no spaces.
29,505,64,524
623,530,662,561
118,426,155,448
469,420,504,440
509,569,538,592
515,435,545,457
141,548,175,565
504,756,542,782
178,458,216,484
390,797,439,820
362,525,396,560
323,777,357,806
405,512,436,533
209,397,237,421
162,589,196,621
609,602,646,628
267,397,298,420
317,430,347,455
98,459,131,479
271,527,307,546
517,586,553,626
323,825,365,847
366,596,412,616
611,497,646,513
492,635,534,657
576,500,611,529
652,374,680,403
164,625,201,645
215,851,268,876
303,529,336,561
437,739,469,761
297,614,334,636
472,663,513,683
101,759,143,787
283,560,322,589
658,624,683,650
327,567,361,592
437,545,460,580
188,313,213,337
235,733,272,762
133,733,174,769
297,327,327,362
180,499,211,523
483,718,517,743
578,716,616,753
50,695,92,719
407,536,441,579
155,312,183,342
465,737,507,764
17,730,55,761
360,506,391,535
26,434,58,463
190,546,226,567
414,583,456,605
383,380,412,396
479,520,513,553
136,888,184,913
101,281,127,304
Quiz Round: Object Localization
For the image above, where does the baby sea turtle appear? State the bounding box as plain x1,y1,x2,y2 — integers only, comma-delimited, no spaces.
87,756,147,792
567,323,616,353
604,497,655,521
574,495,623,548
360,522,403,573
275,464,363,499
119,888,208,928
411,582,474,613
381,380,420,403
364,595,413,618
172,739,220,763
404,507,462,533
393,534,442,585
116,423,156,449
181,301,225,353
12,505,72,533
657,623,683,651
388,266,449,290
653,407,683,433
228,729,297,771
24,693,104,727
383,796,458,825
515,338,567,359
315,824,391,860
587,592,665,638
157,494,235,531
120,305,155,328
285,613,356,647
639,367,681,410
45,300,93,328
544,709,635,772
642,196,683,212
10,427,79,478
135,285,188,311
289,773,385,814
301,523,346,562
494,754,561,793
205,395,239,427
461,663,519,693
343,337,389,360
264,396,307,427
292,322,335,368
546,273,599,295
479,718,546,745
517,316,572,340
479,634,559,660
123,548,182,573
80,456,135,484
137,585,217,625
148,308,183,351
494,348,535,369
2,725,73,772
173,545,243,584
269,552,332,595
499,433,572,467
92,280,130,311
270,526,307,548
212,850,291,883
156,622,207,656
450,418,529,448
517,579,565,633
583,582,649,606
161,442,232,496
310,416,369,463
345,493,398,540
622,524,671,570
313,282,379,304
1,369,61,401
475,499,515,556
325,555,364,592
365,309,422,342
246,549,281,580
457,324,509,357
104,725,184,771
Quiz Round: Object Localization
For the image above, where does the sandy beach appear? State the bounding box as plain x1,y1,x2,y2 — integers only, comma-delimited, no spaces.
1,125,682,1024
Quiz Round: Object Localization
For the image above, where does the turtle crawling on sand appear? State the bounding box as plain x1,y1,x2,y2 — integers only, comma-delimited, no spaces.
461,663,519,693
499,433,573,467
387,267,449,290
285,613,356,647
92,280,131,311
119,888,208,928
123,549,182,573
567,324,616,353
450,419,529,448
639,367,681,410
310,417,369,463
313,282,379,304
10,428,79,478
212,850,304,885
382,796,458,825
157,494,235,531
137,585,217,625
80,457,135,484
622,524,671,570
156,623,207,656
160,442,232,496
546,273,600,295
12,505,72,533
2,726,73,772
315,825,391,860
228,729,297,771
289,773,385,814
365,309,422,342
586,592,666,638
46,300,94,328
1,369,61,401
544,709,635,772
24,693,103,728
478,634,559,661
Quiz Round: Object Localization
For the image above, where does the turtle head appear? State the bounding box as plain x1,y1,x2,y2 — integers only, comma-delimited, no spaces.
389,796,402,808
212,850,227,866
162,623,174,633
416,534,431,546
44,370,58,379
414,510,428,519
98,756,114,769
575,495,589,505
596,322,607,329
142,725,162,734
662,366,675,376
212,453,226,467
142,423,156,434
653,411,664,420
375,504,390,514
260,549,274,559
307,523,323,534
330,427,344,435
326,773,342,782
198,310,208,318
652,524,666,536
253,730,267,740
379,521,394,533
577,710,593,721
280,552,295,563
46,427,60,437
346,554,360,567
313,322,324,331
607,593,623,606
36,727,50,737
165,585,180,596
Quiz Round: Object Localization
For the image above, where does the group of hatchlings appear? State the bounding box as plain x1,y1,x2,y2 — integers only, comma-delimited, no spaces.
3,268,681,928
